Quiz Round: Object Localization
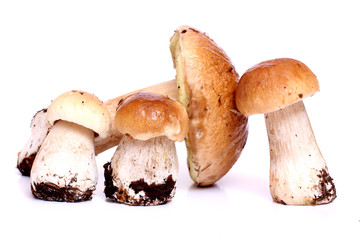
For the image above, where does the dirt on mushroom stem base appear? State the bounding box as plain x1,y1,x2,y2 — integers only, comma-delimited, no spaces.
31,181,94,202
265,101,336,205
103,162,176,206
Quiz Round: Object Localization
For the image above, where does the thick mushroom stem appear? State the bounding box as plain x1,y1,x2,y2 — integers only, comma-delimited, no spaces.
104,135,178,206
265,101,336,205
30,120,97,202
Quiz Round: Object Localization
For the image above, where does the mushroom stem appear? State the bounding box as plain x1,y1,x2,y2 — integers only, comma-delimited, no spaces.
104,135,178,206
265,101,336,205
17,109,50,176
31,120,97,202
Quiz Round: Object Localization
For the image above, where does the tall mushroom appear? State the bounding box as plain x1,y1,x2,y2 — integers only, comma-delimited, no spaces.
30,90,111,202
104,91,188,206
235,58,336,205
170,26,248,187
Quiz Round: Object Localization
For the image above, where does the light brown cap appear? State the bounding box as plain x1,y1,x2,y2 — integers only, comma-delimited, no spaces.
236,58,319,116
170,26,248,186
47,90,111,138
114,91,188,142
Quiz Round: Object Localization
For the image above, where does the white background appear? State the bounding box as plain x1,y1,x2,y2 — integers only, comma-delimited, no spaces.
1,0,359,239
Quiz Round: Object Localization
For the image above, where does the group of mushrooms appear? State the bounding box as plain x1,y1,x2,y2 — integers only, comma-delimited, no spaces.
17,26,336,206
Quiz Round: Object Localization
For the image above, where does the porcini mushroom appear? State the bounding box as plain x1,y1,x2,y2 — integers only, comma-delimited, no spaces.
170,26,248,186
104,91,188,206
95,79,178,154
17,109,51,176
30,90,111,202
235,58,336,205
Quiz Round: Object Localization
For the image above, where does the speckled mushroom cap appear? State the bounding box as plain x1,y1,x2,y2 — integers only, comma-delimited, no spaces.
170,25,249,187
114,91,189,142
47,90,111,138
236,58,319,116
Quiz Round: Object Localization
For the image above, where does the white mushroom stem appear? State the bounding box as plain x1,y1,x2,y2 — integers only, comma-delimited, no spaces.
31,120,97,202
104,135,178,206
17,109,51,176
265,100,336,205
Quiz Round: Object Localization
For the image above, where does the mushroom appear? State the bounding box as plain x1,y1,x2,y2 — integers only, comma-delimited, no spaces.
30,90,111,202
17,109,51,176
104,91,188,206
170,26,248,186
17,80,177,176
235,58,336,205
95,79,178,154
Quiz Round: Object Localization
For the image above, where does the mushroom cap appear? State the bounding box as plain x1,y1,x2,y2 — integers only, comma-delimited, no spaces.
47,90,111,138
114,91,188,142
170,25,249,186
236,58,319,116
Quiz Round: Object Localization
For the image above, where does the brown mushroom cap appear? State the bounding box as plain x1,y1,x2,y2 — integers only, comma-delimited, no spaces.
170,26,249,186
236,58,319,116
114,91,188,142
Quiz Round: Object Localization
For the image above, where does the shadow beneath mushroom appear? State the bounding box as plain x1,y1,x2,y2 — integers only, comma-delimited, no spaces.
17,171,33,200
186,183,229,206
221,172,272,202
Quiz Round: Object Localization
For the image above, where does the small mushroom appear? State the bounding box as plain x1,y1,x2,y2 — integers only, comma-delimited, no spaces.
170,26,249,187
236,58,336,205
95,79,178,153
30,90,111,202
104,91,188,206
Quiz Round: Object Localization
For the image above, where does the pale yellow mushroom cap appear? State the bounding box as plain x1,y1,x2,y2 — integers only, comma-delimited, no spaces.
47,90,111,138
